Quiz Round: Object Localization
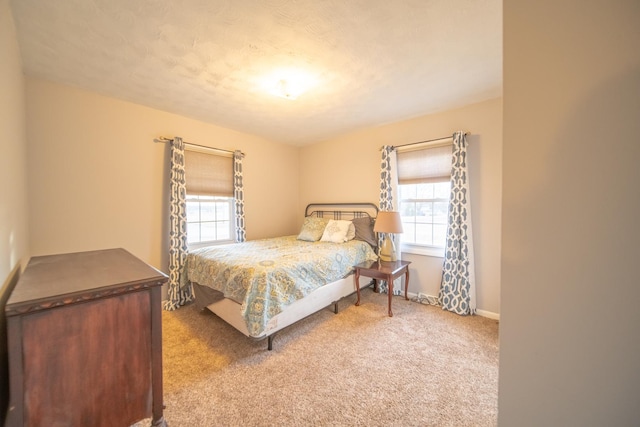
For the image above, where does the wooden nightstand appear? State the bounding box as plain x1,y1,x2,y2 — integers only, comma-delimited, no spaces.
354,260,411,317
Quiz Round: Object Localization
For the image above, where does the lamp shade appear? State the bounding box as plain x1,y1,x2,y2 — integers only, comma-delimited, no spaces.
373,211,404,234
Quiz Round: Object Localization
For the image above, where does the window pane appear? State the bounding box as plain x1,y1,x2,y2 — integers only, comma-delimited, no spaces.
398,181,451,249
434,224,447,247
433,202,448,224
416,202,433,223
216,202,230,221
415,223,433,246
402,222,416,244
200,222,216,242
187,223,200,244
186,195,235,244
217,221,231,240
186,201,200,223
400,202,416,222
200,201,216,221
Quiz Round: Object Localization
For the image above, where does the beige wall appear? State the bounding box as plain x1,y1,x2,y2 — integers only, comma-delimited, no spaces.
25,78,300,273
300,98,502,316
0,2,29,421
0,0,29,283
24,75,502,317
500,1,640,425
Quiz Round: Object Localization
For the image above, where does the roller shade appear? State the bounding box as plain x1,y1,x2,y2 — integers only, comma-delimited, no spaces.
397,143,452,184
185,149,233,197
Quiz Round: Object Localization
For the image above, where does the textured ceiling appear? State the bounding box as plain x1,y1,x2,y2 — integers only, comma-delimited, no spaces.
10,0,502,146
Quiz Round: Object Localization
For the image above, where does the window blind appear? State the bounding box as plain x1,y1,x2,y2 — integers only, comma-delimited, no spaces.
184,149,233,197
397,143,452,184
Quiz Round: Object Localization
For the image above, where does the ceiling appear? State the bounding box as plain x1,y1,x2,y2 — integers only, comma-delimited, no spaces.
10,0,502,146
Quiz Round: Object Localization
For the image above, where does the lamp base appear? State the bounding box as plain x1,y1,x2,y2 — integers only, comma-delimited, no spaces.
379,234,397,262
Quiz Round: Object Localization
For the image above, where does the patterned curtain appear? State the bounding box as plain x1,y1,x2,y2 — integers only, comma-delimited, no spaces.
439,131,476,315
233,150,246,243
379,145,395,213
163,137,194,311
378,145,402,295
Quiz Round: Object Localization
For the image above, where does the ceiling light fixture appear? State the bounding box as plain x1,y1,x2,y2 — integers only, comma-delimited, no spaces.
263,68,318,100
275,79,296,100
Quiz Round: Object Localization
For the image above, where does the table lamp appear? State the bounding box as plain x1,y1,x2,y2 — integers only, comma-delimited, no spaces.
373,211,404,262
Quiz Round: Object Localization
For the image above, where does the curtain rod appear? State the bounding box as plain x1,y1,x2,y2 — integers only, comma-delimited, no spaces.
391,132,469,150
153,136,244,157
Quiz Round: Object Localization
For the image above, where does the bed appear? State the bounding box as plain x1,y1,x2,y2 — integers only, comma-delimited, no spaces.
182,203,379,350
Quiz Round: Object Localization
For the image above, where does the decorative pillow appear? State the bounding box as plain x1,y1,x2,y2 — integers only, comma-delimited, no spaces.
352,217,377,248
320,220,353,243
297,217,330,241
346,222,356,241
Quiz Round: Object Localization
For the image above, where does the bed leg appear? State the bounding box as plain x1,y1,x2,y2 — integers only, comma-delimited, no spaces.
333,302,339,314
268,335,274,351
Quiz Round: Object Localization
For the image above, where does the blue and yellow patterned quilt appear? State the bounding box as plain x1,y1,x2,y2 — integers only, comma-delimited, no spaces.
183,235,377,337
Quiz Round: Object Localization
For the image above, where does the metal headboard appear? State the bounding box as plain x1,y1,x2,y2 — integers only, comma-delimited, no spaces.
304,202,378,220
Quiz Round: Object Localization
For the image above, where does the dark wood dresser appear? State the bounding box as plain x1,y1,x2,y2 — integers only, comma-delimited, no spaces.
4,248,168,426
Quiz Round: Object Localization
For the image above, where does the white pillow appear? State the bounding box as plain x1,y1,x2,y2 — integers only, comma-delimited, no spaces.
320,220,353,243
346,222,356,241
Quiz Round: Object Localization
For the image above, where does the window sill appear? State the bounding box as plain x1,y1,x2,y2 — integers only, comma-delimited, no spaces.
401,243,444,258
188,240,235,251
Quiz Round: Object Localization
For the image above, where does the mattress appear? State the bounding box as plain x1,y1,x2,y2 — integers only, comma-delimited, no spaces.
182,235,377,337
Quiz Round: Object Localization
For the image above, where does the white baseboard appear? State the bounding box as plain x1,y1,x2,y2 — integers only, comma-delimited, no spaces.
475,309,500,321
405,291,500,321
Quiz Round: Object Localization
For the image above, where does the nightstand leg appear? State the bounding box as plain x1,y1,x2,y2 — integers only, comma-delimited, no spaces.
355,269,361,306
387,274,393,317
405,269,410,301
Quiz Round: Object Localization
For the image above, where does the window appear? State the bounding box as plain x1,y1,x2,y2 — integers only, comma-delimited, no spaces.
399,182,450,248
184,147,235,247
396,142,452,257
186,195,233,246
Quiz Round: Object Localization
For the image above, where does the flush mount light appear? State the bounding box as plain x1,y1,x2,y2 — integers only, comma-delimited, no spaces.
262,68,318,100
275,79,297,100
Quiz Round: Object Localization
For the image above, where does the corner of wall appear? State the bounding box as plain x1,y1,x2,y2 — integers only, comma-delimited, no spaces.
0,263,21,426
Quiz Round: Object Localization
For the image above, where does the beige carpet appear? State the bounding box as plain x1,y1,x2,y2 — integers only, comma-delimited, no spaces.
158,288,499,426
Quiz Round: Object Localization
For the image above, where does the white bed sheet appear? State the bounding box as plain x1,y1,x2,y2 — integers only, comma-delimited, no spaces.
204,274,369,339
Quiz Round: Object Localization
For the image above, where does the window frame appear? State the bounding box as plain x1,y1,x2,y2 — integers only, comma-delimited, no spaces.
399,181,450,258
185,194,235,250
